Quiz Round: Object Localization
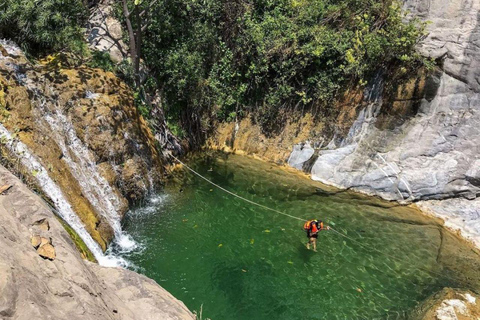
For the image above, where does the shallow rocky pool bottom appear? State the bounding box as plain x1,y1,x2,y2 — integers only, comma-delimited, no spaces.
113,152,480,320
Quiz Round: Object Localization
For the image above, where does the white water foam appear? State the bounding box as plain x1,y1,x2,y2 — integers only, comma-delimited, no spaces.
0,124,128,267
129,194,168,217
42,109,138,252
109,194,168,258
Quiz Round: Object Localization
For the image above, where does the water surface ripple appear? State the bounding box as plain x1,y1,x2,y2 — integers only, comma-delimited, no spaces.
116,152,480,319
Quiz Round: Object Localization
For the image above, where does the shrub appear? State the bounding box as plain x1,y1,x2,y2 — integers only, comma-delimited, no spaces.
0,0,88,56
133,0,426,136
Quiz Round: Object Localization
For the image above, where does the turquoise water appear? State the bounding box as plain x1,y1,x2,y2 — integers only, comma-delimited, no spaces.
115,152,480,319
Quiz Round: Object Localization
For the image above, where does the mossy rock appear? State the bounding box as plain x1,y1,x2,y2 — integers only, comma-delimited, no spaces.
56,216,96,263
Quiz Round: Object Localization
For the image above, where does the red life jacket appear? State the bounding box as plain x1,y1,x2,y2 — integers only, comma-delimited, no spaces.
304,220,323,233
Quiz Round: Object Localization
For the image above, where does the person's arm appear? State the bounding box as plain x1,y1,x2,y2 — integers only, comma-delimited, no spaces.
319,223,330,231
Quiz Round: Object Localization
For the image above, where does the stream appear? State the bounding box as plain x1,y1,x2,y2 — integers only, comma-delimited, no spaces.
114,152,480,319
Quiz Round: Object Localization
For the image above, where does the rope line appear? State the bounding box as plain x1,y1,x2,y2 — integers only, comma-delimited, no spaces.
168,154,465,283
169,154,305,222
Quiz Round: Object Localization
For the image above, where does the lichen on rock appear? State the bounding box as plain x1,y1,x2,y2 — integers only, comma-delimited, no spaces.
0,40,163,250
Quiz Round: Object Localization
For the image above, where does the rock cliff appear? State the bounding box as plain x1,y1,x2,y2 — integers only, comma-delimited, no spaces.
209,0,480,247
0,40,163,259
0,164,194,320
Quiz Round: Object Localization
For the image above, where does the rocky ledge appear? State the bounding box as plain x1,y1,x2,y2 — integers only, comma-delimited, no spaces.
0,165,194,320
210,0,480,249
411,288,480,320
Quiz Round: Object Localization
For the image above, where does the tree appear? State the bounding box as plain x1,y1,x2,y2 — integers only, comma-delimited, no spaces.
120,0,158,88
0,0,88,55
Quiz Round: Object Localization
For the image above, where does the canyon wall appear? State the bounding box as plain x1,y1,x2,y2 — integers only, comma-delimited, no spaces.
0,164,194,320
210,0,480,246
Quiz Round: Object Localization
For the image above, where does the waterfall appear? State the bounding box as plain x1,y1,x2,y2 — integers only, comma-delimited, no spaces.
42,108,137,252
341,72,384,148
4,45,137,254
0,39,135,266
0,124,127,267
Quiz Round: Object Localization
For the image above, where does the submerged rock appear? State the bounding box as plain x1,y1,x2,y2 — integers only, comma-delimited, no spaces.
411,288,480,320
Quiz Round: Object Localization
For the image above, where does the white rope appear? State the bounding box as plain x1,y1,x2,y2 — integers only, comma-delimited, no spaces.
168,153,461,283
169,154,306,222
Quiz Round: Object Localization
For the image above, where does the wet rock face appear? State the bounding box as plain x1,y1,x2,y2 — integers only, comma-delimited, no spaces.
0,165,194,320
210,1,480,246
410,288,480,320
0,41,163,249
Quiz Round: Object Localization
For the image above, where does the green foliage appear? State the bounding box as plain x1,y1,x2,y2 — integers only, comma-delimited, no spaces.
166,119,186,139
0,0,88,55
87,51,116,72
133,90,151,119
123,0,427,135
136,0,426,133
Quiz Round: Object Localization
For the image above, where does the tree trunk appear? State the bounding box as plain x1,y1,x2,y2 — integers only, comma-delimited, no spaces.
133,5,142,88
148,91,184,156
121,0,140,88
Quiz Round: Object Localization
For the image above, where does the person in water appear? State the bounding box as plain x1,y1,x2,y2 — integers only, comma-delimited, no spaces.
304,219,329,252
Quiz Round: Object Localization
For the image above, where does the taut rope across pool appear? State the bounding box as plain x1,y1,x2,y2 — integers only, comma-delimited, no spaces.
169,154,306,222
168,153,454,282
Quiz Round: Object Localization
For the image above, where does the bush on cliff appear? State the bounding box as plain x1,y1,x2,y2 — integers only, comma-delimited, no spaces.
128,0,426,137
0,0,88,55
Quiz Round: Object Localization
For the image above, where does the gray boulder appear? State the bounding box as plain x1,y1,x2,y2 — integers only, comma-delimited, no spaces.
0,166,195,320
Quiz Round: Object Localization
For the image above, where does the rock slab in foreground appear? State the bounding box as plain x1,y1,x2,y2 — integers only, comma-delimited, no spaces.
0,165,195,320
411,288,480,320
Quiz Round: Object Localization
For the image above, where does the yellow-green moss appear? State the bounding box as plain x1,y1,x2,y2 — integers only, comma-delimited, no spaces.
56,216,97,263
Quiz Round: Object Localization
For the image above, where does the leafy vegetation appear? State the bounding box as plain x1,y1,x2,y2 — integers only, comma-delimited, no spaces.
0,0,88,55
87,51,117,72
0,0,427,138
128,0,426,136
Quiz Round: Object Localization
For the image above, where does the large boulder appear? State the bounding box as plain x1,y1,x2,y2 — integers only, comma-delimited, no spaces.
0,165,194,320
86,0,128,63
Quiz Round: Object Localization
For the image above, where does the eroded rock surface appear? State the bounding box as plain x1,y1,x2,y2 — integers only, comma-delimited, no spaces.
209,0,480,247
0,40,163,249
0,165,194,320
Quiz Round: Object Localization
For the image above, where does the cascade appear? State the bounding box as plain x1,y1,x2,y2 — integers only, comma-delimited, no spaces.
42,107,137,252
0,124,127,266
0,39,133,265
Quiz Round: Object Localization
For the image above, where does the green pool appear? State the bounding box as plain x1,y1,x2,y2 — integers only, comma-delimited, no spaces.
115,152,480,319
